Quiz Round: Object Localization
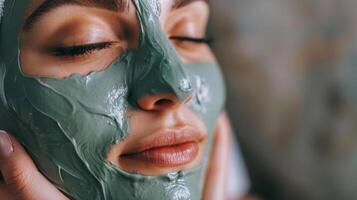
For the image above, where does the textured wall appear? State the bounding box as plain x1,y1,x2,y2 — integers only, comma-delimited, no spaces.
209,0,357,199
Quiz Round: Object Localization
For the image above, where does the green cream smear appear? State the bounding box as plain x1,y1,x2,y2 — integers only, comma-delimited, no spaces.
0,0,226,199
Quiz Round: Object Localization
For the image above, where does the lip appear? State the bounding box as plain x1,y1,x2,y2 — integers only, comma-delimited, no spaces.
120,127,205,168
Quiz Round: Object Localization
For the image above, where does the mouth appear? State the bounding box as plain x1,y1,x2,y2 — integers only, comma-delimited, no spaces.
119,127,205,168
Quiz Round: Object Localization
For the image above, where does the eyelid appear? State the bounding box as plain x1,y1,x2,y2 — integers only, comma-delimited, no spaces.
165,2,209,39
170,36,212,44
45,41,117,57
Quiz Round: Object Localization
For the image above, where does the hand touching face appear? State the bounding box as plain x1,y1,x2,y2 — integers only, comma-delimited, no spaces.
0,0,226,199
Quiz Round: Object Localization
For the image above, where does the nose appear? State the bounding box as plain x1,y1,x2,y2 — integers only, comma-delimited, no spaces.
127,0,194,110
137,93,181,111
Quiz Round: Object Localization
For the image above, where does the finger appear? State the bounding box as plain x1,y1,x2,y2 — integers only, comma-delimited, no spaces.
203,113,232,200
0,130,67,200
239,195,264,200
0,182,14,200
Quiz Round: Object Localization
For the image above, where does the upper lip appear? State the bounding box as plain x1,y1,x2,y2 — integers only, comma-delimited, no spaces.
121,126,205,156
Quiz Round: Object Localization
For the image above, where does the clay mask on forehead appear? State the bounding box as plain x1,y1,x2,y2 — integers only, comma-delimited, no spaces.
0,0,225,199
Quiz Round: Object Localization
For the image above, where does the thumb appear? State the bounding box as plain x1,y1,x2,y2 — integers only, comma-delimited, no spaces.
0,130,66,200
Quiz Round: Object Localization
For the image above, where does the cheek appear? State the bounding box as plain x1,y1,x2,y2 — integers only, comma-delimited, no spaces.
7,54,132,161
184,62,226,133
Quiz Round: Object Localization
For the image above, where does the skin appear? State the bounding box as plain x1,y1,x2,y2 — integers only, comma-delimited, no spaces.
0,0,243,199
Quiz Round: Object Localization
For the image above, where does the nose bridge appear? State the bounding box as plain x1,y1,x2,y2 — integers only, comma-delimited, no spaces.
128,0,193,106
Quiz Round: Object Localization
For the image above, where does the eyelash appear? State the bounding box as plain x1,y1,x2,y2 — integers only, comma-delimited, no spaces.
47,37,211,58
47,42,114,57
170,36,212,44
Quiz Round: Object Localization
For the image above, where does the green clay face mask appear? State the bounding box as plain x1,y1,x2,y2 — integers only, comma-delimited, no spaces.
0,0,225,199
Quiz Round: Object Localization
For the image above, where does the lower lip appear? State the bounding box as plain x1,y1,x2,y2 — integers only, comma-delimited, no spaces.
121,142,199,167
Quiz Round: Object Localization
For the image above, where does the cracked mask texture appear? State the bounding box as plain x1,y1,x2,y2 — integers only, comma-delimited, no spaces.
0,0,226,199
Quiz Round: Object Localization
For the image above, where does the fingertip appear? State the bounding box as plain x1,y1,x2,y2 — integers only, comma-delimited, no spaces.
0,131,38,182
0,131,14,159
2,131,32,159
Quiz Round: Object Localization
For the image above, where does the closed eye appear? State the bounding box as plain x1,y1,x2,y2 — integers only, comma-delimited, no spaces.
46,42,116,57
169,36,212,44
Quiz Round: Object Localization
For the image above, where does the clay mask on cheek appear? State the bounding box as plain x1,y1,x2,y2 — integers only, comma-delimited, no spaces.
0,0,226,199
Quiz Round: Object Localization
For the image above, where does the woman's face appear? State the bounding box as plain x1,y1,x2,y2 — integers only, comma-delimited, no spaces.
0,0,225,199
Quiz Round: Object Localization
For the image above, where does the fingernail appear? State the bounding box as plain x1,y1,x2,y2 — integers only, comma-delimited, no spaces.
0,131,14,158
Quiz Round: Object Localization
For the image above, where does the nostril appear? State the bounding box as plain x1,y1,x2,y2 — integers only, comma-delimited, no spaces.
137,93,180,111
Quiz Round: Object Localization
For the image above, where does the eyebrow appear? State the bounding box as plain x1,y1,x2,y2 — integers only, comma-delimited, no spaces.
23,0,207,31
23,0,129,31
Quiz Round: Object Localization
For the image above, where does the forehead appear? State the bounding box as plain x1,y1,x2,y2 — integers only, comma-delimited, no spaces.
25,0,206,13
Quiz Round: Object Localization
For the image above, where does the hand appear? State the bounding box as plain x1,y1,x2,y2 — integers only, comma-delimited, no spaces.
203,113,232,200
0,131,68,200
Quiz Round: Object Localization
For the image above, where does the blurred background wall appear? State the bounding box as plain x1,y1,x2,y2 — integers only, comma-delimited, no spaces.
208,0,357,199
